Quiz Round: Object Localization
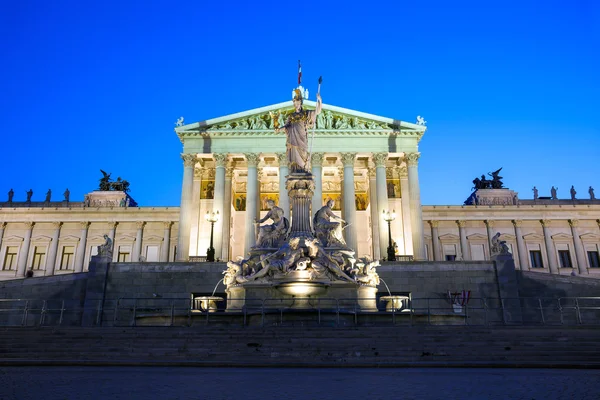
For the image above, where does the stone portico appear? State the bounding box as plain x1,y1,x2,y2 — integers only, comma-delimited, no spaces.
174,100,427,262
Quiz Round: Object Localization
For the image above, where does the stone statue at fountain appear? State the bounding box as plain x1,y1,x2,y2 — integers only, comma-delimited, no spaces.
254,199,289,248
313,199,349,248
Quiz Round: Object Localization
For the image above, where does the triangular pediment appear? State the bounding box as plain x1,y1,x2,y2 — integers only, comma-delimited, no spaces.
175,100,426,138
467,233,488,241
523,233,544,241
551,233,572,240
580,233,600,241
439,233,459,241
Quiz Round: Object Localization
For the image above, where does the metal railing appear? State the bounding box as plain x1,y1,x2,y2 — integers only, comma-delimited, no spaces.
0,296,598,328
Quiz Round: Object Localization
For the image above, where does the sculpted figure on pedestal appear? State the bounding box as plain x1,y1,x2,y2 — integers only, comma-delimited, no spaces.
45,189,51,202
490,232,510,256
26,189,33,202
7,188,14,202
98,234,113,258
276,89,322,173
306,239,355,282
246,238,305,282
353,256,381,286
313,199,348,248
551,186,558,200
570,185,577,200
64,188,70,202
590,186,596,200
532,186,538,200
254,199,289,248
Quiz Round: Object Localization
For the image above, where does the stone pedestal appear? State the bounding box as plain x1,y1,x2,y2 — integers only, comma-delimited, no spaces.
286,173,315,238
357,285,378,312
225,286,246,312
473,189,518,206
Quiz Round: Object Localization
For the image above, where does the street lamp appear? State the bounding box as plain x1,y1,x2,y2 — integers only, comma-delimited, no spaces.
205,210,219,262
382,209,396,262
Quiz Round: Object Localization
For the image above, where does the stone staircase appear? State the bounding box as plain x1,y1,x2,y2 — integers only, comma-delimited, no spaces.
1,326,599,367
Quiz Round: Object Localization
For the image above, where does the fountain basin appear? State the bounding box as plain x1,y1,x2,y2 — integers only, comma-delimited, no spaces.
275,281,329,309
380,295,410,312
193,296,224,313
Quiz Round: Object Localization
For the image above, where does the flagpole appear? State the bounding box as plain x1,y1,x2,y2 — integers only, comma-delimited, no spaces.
309,76,322,168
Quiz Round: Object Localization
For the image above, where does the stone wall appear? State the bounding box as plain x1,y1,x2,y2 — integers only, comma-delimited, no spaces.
516,271,600,298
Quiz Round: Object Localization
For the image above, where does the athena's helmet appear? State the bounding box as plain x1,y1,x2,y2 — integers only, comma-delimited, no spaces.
293,88,303,103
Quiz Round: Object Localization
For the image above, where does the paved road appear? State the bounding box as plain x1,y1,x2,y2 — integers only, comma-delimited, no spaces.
0,367,599,400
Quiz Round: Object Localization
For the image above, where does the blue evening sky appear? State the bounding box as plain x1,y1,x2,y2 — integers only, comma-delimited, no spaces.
1,0,598,206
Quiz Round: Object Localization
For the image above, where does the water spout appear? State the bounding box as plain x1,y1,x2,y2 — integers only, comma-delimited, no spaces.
379,277,392,297
211,278,224,297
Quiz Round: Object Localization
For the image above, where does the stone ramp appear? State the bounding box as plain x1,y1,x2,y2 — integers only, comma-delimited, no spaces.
0,326,599,367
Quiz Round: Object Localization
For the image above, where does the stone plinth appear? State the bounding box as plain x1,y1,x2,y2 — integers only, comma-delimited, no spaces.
84,191,129,208
472,189,518,206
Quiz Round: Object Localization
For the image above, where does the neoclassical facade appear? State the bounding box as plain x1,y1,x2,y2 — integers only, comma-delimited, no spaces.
1,100,599,280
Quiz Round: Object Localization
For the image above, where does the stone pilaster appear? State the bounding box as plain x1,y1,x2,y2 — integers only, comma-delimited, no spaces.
311,152,325,221
221,166,234,260
484,220,495,258
429,220,441,261
367,167,381,260
276,153,291,221
405,152,425,260
161,222,172,262
213,153,228,260
512,220,528,270
16,222,34,277
541,219,558,274
340,152,357,251
373,152,389,260
456,220,470,260
45,222,62,276
133,221,145,262
177,153,197,261
74,221,89,273
0,222,5,262
244,153,260,254
569,219,588,275
398,165,412,256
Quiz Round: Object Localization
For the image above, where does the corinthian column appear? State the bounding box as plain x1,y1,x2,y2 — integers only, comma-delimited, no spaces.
276,153,291,221
45,222,62,276
311,152,325,221
177,153,197,261
74,221,89,273
405,152,425,260
398,165,412,256
512,220,528,270
16,222,34,277
429,220,441,261
244,153,260,254
213,153,228,260
340,153,357,251
161,222,172,262
221,166,234,260
541,219,558,274
367,167,381,260
456,220,470,260
569,219,588,275
373,153,389,260
133,221,145,262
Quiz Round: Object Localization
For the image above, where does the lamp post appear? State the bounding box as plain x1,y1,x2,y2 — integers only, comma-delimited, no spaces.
383,209,396,262
205,210,219,262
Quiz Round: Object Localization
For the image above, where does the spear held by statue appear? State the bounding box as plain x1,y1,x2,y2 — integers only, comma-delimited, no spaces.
308,75,322,165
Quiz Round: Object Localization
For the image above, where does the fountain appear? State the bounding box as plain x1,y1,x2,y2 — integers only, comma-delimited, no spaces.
379,277,410,312
192,278,225,312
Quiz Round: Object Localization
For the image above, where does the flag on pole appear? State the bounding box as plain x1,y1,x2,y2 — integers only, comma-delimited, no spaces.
297,60,302,85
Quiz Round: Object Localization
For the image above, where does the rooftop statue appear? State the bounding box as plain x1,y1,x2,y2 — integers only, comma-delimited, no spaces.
26,189,33,202
551,186,558,200
532,186,538,200
175,116,184,127
590,186,596,200
7,188,14,202
471,167,504,190
98,170,131,193
64,188,70,202
570,185,577,200
416,115,427,126
45,189,51,202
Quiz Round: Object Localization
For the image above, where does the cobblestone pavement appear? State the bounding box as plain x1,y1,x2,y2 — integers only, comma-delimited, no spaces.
0,367,599,400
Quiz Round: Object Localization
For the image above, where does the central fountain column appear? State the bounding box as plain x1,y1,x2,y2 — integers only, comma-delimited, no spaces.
286,172,315,239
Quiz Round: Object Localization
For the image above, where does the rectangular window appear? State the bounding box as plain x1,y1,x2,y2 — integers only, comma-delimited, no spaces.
588,251,600,269
445,255,456,261
471,244,486,260
146,245,159,262
530,250,544,268
60,246,75,270
558,250,573,269
118,251,130,262
31,246,46,270
3,246,18,270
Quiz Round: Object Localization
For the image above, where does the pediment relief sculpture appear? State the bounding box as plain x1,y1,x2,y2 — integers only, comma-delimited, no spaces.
206,108,394,133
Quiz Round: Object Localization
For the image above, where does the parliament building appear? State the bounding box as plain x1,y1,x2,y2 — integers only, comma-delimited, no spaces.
1,99,599,281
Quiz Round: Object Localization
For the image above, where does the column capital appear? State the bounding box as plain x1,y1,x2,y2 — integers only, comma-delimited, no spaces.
311,152,325,167
79,221,90,229
372,152,388,167
275,152,288,165
213,153,228,168
163,221,173,229
52,222,63,229
568,219,579,227
181,153,197,167
136,221,146,230
484,220,495,228
511,219,523,227
456,220,466,228
404,152,421,167
540,219,551,227
244,153,261,167
340,152,357,167
0,221,7,229
397,165,408,178
367,167,376,178
428,220,439,228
